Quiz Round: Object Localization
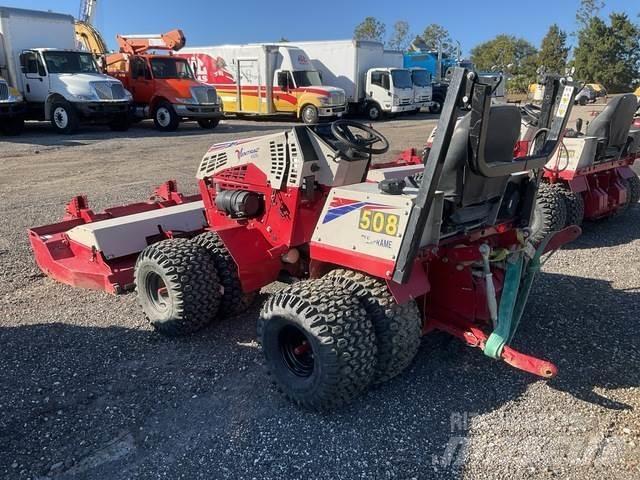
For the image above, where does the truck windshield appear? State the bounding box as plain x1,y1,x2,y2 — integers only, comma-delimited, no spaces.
43,52,99,74
150,58,194,79
411,70,431,87
391,70,413,89
292,71,322,87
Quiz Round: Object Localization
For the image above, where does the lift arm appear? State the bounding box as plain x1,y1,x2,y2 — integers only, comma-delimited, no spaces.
116,30,186,55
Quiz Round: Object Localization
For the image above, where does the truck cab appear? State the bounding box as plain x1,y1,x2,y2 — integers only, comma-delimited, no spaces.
0,76,25,135
273,47,346,124
409,67,434,113
106,31,223,131
17,49,132,133
364,68,414,120
107,53,222,131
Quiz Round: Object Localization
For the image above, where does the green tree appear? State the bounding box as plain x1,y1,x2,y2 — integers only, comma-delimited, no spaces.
354,16,386,43
538,24,569,73
470,35,538,93
574,13,640,92
387,20,411,50
576,0,605,28
422,24,456,55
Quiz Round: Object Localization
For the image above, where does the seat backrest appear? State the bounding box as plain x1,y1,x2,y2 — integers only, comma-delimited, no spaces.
585,94,637,149
438,104,521,207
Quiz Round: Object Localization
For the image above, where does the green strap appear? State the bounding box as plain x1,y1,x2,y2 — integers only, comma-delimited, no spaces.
484,254,523,359
484,237,551,359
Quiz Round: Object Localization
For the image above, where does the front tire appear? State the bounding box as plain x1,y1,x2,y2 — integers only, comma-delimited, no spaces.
153,101,180,132
300,105,319,125
134,239,221,336
197,118,220,129
192,231,255,316
258,279,377,410
324,269,422,384
365,102,382,121
530,182,568,245
51,101,79,134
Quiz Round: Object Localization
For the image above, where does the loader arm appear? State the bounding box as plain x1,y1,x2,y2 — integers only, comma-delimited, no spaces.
117,30,186,55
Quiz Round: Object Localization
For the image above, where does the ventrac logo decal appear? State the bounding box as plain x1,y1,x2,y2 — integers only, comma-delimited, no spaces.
235,146,260,160
322,197,393,224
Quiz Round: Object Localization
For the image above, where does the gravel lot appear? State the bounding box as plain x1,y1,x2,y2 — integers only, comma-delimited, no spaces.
1,109,638,480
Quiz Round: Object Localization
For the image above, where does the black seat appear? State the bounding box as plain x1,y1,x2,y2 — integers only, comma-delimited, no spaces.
437,104,522,228
585,94,637,160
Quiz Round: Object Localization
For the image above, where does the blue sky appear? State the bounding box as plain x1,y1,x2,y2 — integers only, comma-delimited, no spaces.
4,0,638,55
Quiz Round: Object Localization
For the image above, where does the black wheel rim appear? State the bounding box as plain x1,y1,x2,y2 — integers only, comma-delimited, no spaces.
278,324,314,377
145,271,170,313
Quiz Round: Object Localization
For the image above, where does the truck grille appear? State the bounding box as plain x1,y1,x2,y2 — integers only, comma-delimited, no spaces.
400,98,412,106
192,87,218,104
92,82,126,100
0,83,8,101
331,91,345,106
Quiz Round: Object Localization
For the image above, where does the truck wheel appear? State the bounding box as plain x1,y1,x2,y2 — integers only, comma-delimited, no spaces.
365,103,382,121
530,182,568,245
192,231,255,316
1,117,24,136
258,279,376,410
627,174,640,206
300,105,319,124
429,100,443,114
197,118,220,129
109,113,131,132
559,187,585,227
51,101,79,134
153,101,180,131
134,238,221,336
324,269,422,384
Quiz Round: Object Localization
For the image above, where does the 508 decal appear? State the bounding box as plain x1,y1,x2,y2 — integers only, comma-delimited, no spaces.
358,210,399,236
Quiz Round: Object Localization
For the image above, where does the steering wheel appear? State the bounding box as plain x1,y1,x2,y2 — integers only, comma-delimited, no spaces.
330,120,390,155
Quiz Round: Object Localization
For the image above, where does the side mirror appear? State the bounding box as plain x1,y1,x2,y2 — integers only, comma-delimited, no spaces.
37,63,47,77
20,65,26,74
576,118,583,134
145,70,152,81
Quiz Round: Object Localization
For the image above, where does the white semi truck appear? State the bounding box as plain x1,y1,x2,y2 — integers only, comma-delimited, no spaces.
289,40,415,121
178,44,346,124
0,6,132,134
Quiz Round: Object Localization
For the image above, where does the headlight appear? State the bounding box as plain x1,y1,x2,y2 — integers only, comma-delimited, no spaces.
124,89,133,101
393,94,399,106
177,97,196,104
69,92,99,102
319,96,331,106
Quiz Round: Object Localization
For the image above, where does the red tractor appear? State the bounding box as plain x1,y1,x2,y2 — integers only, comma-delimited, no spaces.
523,93,640,241
29,68,580,410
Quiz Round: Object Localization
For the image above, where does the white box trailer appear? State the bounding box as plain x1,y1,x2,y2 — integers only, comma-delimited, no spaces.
178,44,346,124
0,6,131,133
289,40,414,120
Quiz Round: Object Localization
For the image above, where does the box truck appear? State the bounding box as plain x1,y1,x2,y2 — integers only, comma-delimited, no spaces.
0,6,132,134
178,44,346,124
0,75,25,134
290,40,415,120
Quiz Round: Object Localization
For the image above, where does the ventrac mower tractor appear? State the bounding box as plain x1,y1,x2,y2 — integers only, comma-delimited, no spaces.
29,68,580,410
524,93,640,241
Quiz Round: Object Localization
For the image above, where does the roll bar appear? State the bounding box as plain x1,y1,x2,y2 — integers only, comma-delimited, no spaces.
391,68,576,284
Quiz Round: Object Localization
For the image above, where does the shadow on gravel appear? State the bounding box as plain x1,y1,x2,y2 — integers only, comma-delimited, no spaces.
2,268,637,480
562,205,640,250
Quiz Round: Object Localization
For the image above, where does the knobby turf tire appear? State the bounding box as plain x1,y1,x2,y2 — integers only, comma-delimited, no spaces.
134,238,221,336
192,231,255,316
258,279,377,411
558,187,585,227
530,182,568,245
627,174,640,206
324,269,422,384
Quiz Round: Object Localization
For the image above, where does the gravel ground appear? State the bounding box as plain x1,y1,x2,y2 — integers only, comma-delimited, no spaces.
0,110,638,480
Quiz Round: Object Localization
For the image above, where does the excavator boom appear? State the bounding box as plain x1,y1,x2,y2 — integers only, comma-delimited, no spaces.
116,30,186,55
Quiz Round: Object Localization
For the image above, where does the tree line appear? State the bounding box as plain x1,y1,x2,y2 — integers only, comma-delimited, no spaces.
353,0,640,93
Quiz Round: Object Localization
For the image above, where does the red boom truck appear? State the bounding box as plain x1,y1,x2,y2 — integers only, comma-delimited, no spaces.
105,30,223,131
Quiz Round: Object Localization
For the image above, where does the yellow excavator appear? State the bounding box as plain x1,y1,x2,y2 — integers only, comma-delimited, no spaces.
75,0,108,56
